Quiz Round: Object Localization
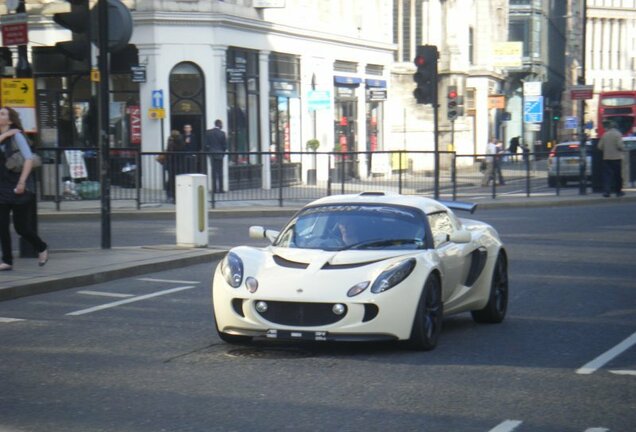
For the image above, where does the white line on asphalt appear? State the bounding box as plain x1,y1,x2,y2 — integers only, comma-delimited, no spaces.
584,428,609,432
576,331,636,375
77,290,135,298
609,369,636,376
488,420,523,432
0,317,25,323
66,286,196,316
137,277,201,284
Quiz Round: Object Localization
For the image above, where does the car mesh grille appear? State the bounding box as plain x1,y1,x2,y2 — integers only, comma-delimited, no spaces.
255,301,347,326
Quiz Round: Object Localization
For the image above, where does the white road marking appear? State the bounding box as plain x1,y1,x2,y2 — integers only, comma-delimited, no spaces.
577,331,636,375
488,420,523,432
584,428,610,432
609,369,636,376
137,277,201,284
66,285,196,316
77,290,135,298
0,317,25,323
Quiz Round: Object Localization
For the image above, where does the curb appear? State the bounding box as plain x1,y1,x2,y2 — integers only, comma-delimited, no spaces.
0,249,228,302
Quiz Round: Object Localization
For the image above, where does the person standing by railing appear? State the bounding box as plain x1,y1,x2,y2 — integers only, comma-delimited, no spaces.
204,119,227,193
165,129,185,203
598,120,626,198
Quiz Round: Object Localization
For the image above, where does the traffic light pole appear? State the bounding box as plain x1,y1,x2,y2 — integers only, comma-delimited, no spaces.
434,101,440,200
98,0,111,248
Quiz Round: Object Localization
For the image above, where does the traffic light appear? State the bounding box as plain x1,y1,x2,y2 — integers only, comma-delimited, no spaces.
552,104,562,121
54,0,91,62
447,86,458,121
413,45,438,105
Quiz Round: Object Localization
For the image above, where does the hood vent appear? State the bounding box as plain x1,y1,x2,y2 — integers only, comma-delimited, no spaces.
322,258,383,270
273,255,309,269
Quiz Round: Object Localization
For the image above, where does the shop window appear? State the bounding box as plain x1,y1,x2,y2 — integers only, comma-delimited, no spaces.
227,48,260,165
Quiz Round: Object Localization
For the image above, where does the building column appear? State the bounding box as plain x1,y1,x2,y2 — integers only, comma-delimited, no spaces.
259,50,271,190
209,46,229,192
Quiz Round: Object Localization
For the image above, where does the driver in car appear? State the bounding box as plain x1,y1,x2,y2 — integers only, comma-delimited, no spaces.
336,218,361,246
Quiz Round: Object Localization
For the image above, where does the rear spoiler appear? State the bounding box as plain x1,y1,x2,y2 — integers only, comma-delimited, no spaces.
438,200,477,214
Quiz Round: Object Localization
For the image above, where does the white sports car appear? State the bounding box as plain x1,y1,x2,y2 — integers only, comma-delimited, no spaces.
212,192,508,350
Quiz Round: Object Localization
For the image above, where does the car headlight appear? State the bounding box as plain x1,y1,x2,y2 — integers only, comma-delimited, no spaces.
221,252,243,288
370,258,416,294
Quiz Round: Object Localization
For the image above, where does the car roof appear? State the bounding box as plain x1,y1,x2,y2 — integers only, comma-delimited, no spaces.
305,192,448,214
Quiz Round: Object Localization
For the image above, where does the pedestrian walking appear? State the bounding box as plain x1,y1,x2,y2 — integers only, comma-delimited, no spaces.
0,107,48,271
481,138,497,186
597,120,625,197
204,119,228,193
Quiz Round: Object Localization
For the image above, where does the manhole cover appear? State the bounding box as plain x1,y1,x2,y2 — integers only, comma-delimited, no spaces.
225,347,313,359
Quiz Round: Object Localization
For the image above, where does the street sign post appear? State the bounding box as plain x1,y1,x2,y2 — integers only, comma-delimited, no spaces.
524,96,543,123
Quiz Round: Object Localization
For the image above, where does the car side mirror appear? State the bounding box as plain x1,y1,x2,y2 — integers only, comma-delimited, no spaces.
449,230,471,244
249,226,279,243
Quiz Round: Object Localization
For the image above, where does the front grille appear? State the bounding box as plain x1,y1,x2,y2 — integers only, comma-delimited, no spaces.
255,301,347,326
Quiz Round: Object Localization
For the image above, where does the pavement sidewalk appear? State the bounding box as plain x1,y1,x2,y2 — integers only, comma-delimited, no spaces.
1,188,634,302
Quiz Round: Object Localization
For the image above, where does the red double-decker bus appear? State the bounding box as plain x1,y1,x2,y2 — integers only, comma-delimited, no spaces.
597,90,636,136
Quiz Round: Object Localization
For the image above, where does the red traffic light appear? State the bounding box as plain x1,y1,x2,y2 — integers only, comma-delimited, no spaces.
414,55,425,66
448,90,458,99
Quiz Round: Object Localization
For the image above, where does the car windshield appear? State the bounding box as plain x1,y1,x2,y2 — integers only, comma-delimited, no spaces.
274,204,427,251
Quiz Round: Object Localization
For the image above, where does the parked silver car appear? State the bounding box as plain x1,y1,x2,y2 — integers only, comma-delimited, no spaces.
547,141,593,187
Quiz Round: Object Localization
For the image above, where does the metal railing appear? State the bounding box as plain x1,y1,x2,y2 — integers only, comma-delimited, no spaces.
34,147,620,209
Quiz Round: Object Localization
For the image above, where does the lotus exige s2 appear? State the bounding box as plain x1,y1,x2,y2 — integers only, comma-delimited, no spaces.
212,192,508,350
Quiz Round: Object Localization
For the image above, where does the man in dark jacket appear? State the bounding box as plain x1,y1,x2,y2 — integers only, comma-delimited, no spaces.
204,119,227,193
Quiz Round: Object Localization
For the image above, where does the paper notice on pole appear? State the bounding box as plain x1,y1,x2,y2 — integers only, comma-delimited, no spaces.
64,150,88,179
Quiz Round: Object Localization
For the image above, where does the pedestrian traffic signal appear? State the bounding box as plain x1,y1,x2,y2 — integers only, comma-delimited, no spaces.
413,45,438,105
447,86,458,121
53,0,91,62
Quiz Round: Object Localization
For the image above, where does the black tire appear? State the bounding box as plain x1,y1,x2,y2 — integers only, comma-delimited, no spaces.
471,252,508,324
409,273,443,351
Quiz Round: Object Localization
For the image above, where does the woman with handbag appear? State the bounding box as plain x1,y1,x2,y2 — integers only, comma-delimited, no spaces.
0,107,48,271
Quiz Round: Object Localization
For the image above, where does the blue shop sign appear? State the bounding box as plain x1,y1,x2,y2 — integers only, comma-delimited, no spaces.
334,76,362,86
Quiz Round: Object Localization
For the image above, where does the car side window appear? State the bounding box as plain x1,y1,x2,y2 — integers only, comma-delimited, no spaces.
427,211,455,248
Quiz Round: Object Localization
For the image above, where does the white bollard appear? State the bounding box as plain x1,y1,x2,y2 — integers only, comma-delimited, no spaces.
176,174,208,247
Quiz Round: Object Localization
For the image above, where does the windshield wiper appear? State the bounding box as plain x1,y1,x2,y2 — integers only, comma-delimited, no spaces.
343,238,424,250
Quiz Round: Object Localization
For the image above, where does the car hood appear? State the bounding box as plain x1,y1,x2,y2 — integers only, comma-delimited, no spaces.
223,246,425,300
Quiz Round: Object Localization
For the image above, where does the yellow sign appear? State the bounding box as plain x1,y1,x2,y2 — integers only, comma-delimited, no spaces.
148,108,165,119
91,68,100,82
493,42,523,68
0,78,35,108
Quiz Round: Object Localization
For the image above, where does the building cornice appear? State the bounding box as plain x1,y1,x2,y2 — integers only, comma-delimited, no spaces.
132,11,395,55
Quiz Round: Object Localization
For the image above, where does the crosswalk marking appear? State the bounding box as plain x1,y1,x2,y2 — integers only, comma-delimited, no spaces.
66,285,196,316
577,331,636,375
137,277,201,284
0,317,25,323
608,370,636,376
488,420,522,432
77,290,135,298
